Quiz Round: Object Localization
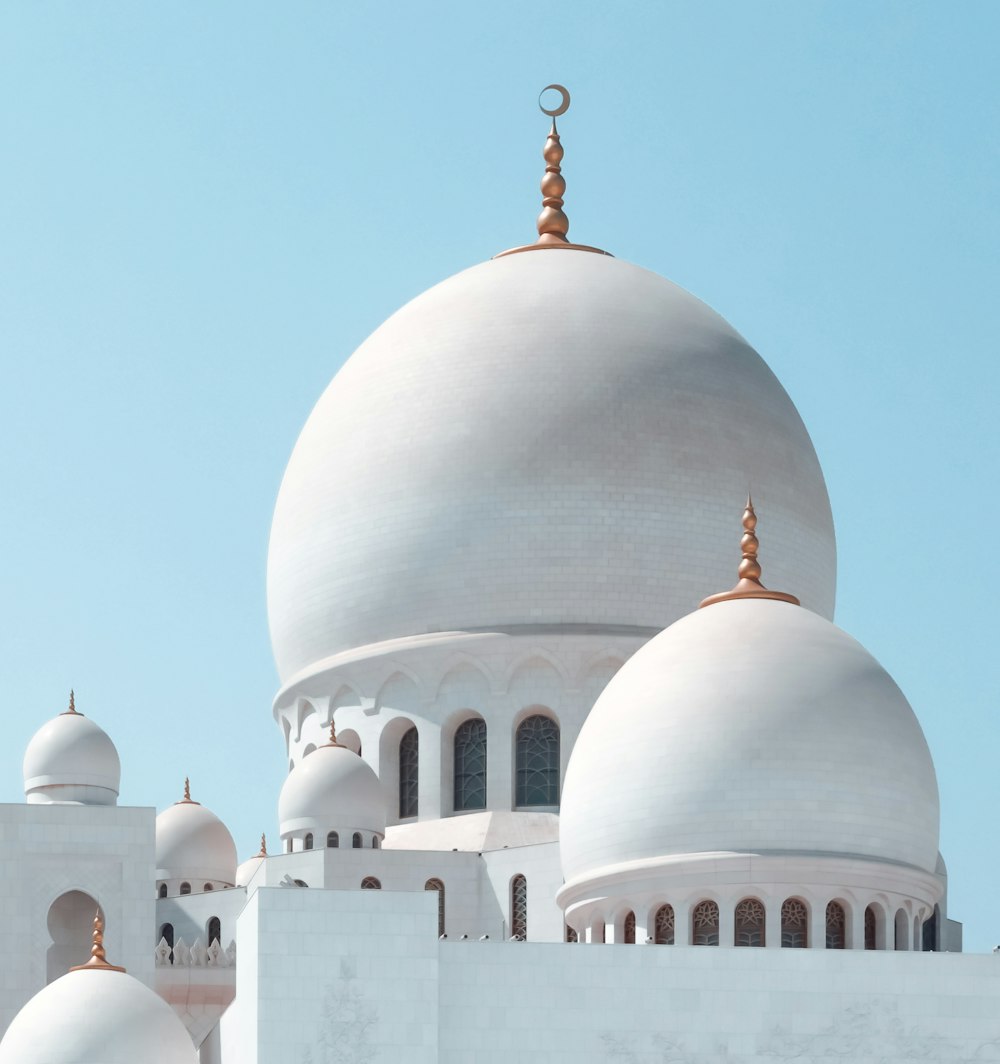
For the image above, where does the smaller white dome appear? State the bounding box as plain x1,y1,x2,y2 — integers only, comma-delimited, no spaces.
235,835,269,887
23,697,120,806
0,967,193,1064
279,737,386,840
156,785,237,887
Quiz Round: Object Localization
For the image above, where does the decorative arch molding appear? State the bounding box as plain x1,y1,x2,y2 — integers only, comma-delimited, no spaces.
502,650,571,697
433,655,497,702
293,697,328,743
374,669,424,713
575,652,626,694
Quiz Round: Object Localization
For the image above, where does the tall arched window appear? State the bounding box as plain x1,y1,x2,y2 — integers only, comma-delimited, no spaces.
453,718,487,811
352,832,362,849
781,898,807,948
425,878,445,937
399,726,419,818
361,877,381,890
864,906,877,950
894,908,908,950
304,833,313,850
207,917,221,946
514,715,559,807
565,925,578,943
179,882,191,896
157,883,167,899
159,923,174,964
735,898,765,947
327,831,339,848
654,904,675,945
510,874,527,940
922,905,939,951
623,911,636,944
826,901,846,949
692,901,719,945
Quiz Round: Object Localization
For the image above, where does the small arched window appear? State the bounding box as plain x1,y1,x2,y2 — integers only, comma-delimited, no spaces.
894,908,908,950
157,883,167,899
623,911,636,944
826,901,846,949
514,715,559,807
399,726,419,819
159,922,174,964
781,898,807,948
207,917,221,946
453,718,487,811
372,836,379,849
203,883,214,892
286,839,293,854
361,876,381,890
922,905,939,951
304,833,314,851
735,898,765,947
327,831,339,848
654,904,675,945
425,878,446,937
692,900,719,946
352,832,362,849
179,882,191,896
864,905,877,950
510,874,527,940
565,925,579,943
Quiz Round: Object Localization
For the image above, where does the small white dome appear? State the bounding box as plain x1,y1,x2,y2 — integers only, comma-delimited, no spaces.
156,788,237,887
23,699,120,806
279,739,386,840
560,598,940,892
0,967,194,1064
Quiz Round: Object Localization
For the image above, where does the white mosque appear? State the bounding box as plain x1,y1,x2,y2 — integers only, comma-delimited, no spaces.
2,88,998,1064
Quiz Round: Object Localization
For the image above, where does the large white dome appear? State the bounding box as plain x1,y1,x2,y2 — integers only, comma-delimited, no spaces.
23,701,120,806
267,250,836,685
0,968,194,1064
559,597,940,893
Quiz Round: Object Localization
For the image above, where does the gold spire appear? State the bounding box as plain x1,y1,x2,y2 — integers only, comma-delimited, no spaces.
324,719,341,747
495,85,610,259
62,689,78,715
698,496,800,609
69,909,126,973
258,833,268,857
176,777,200,805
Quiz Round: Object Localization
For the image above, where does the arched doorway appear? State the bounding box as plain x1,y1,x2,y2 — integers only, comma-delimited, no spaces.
47,891,102,983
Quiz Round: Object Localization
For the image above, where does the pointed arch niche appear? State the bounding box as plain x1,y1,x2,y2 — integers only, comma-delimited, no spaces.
47,891,103,984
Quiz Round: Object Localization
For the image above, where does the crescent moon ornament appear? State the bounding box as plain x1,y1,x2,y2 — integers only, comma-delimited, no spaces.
538,84,570,117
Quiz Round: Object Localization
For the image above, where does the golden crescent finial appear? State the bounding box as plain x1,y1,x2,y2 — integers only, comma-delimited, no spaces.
494,86,610,259
69,909,126,973
699,496,800,609
64,689,78,715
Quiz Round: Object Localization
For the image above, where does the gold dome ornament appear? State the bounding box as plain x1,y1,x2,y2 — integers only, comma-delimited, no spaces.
69,910,126,974
699,496,800,609
495,85,610,258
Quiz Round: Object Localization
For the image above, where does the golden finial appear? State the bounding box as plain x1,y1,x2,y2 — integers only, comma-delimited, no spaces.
176,777,200,805
699,495,801,609
62,689,79,715
258,833,268,857
495,85,610,259
324,719,341,747
69,909,126,973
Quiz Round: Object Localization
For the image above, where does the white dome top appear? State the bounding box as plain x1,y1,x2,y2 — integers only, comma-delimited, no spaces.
268,251,836,685
278,740,386,838
560,598,940,891
0,967,194,1064
23,703,120,806
155,791,237,886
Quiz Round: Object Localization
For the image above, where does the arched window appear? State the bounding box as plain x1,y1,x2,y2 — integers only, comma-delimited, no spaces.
781,898,807,948
510,874,527,940
623,911,636,944
179,882,191,896
204,883,214,892
826,901,846,949
692,900,719,946
286,839,293,854
207,917,221,945
361,877,381,890
304,833,313,850
894,908,908,950
372,836,379,849
565,925,578,943
654,904,675,945
399,726,419,818
514,715,559,807
327,831,339,848
159,922,174,964
864,905,877,950
735,898,765,947
425,878,445,937
157,883,167,899
922,905,939,951
453,718,487,811
352,832,362,849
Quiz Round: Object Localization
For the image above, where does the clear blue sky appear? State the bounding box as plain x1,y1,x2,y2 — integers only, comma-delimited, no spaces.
1,3,997,950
